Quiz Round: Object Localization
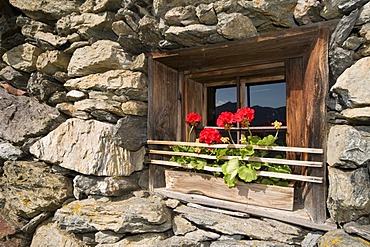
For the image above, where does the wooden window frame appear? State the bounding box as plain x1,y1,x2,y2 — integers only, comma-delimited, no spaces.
148,21,337,230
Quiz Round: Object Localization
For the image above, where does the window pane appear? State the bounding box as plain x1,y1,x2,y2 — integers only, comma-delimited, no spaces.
246,82,286,126
215,87,237,117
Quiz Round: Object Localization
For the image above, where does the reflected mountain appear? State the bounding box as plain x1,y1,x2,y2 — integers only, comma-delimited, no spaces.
215,101,286,126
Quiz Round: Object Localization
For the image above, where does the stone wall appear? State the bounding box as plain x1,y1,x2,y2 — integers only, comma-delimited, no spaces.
0,0,369,246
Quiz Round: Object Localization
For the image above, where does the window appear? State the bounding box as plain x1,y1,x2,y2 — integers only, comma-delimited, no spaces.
148,21,336,228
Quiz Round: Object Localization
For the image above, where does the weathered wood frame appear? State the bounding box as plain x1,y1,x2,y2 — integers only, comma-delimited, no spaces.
148,21,337,226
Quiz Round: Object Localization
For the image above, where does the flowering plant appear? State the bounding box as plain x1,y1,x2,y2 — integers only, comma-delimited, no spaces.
171,109,291,187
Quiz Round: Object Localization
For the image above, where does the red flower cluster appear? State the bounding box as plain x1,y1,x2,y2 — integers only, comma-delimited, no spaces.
234,107,255,127
186,112,202,127
199,128,222,144
216,111,234,130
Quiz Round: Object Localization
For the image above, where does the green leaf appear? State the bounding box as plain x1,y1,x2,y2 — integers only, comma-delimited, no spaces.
223,174,238,187
216,148,228,161
239,146,254,159
257,135,277,146
248,135,261,145
238,166,258,182
249,162,262,170
261,178,272,185
222,158,239,177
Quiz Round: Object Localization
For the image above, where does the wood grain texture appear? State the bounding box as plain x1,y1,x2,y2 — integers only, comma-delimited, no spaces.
165,170,295,210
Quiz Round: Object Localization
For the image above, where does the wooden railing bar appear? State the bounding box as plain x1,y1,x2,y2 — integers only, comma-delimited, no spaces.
148,150,323,167
147,160,323,183
147,140,324,154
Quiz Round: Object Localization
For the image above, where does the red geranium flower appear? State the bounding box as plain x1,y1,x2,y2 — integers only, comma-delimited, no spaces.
233,107,254,127
186,112,202,127
216,111,234,130
199,128,222,144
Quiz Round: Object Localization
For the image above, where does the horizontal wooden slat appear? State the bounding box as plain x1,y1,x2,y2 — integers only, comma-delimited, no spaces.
147,140,324,154
147,160,323,183
154,188,337,231
149,150,323,167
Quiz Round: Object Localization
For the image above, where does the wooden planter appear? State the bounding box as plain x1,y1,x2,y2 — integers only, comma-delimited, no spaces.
165,169,295,211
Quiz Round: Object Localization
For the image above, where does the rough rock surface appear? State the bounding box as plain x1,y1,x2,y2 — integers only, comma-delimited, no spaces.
318,229,370,247
0,142,23,160
36,50,70,75
65,69,148,100
327,166,370,223
175,205,306,244
327,125,370,168
217,12,257,40
0,65,30,90
8,0,84,21
342,107,370,124
344,222,370,241
54,196,172,233
27,72,65,102
294,0,324,25
73,175,140,199
331,57,370,108
0,88,66,143
96,233,169,247
2,43,42,72
113,115,147,151
67,40,132,77
29,118,144,176
30,221,87,247
2,161,73,218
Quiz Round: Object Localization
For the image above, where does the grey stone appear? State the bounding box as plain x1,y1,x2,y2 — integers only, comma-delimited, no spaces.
115,8,140,30
294,0,324,25
164,6,198,26
138,16,164,50
112,20,137,36
344,222,370,241
2,43,42,72
67,41,132,77
21,212,53,234
56,102,92,119
196,3,218,25
66,90,87,101
153,0,214,17
331,57,370,108
217,12,257,40
328,47,354,88
301,232,323,247
27,72,65,102
175,205,306,244
358,2,370,24
338,0,370,15
342,36,365,50
88,91,129,103
34,32,68,48
65,70,148,100
36,50,71,75
79,0,122,13
91,110,120,123
320,0,347,19
0,142,23,160
360,22,370,42
56,12,116,40
318,229,370,247
165,24,221,47
74,99,124,116
0,65,30,90
95,231,124,244
330,9,360,49
113,115,147,151
0,213,16,240
185,228,220,241
2,161,73,218
16,16,53,39
210,240,292,247
327,166,370,223
152,236,199,247
173,215,197,235
130,53,147,74
0,87,66,143
121,100,147,116
48,91,69,105
54,196,172,233
96,233,168,247
30,221,87,247
165,198,180,209
327,125,370,168
64,41,90,54
8,0,84,21
138,169,149,189
117,34,147,55
342,107,370,124
73,175,140,199
29,118,145,176
239,0,297,28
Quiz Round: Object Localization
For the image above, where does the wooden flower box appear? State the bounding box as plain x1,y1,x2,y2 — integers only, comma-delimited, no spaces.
165,169,295,210
147,140,324,212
